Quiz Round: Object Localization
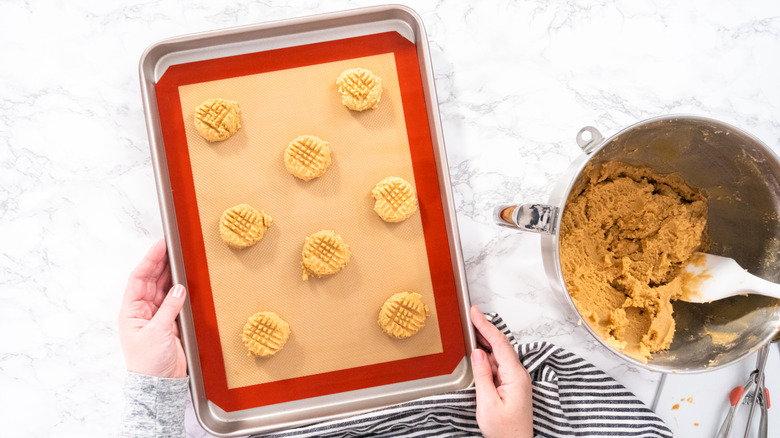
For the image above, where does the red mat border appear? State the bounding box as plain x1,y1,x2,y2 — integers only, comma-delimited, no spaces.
155,31,465,412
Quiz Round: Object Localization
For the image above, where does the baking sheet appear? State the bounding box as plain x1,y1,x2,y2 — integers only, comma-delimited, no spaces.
152,29,467,413
179,52,443,389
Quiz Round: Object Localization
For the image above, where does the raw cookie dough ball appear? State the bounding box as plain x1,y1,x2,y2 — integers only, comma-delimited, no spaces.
284,135,332,181
300,230,351,280
242,311,291,357
336,68,382,111
219,204,273,248
378,291,430,339
372,176,418,223
194,98,241,142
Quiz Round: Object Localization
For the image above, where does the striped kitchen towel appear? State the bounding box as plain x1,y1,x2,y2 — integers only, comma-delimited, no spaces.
254,314,673,438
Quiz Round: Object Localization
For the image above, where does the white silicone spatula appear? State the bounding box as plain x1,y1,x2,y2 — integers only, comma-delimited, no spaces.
680,252,780,303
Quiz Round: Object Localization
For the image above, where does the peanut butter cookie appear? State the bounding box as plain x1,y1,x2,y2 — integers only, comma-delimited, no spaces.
284,135,332,181
194,98,241,142
242,311,291,357
378,292,430,339
372,176,418,223
300,230,351,280
219,204,273,249
336,68,382,111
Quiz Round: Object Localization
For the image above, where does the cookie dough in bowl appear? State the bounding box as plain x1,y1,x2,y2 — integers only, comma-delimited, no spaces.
559,162,708,362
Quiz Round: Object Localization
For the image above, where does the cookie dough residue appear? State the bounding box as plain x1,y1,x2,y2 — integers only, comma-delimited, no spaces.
705,328,739,347
560,162,708,362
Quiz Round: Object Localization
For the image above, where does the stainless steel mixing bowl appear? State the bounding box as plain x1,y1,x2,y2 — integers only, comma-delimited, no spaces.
496,115,780,372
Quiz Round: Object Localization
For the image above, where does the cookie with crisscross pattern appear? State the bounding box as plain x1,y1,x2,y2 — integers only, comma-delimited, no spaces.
241,311,290,357
219,204,273,249
336,68,383,111
193,98,241,142
372,176,418,223
300,230,351,280
284,135,332,181
378,292,430,339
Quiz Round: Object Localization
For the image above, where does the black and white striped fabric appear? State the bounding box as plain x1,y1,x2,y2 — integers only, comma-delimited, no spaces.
254,314,673,438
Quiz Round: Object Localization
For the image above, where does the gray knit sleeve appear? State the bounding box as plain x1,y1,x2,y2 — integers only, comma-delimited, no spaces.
121,372,189,438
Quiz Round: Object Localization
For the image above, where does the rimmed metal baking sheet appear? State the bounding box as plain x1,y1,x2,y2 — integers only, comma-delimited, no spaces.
139,5,475,436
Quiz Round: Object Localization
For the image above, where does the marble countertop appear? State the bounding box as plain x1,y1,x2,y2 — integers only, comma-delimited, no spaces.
2,1,779,436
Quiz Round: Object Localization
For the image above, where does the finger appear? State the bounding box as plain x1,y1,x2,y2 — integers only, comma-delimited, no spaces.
149,284,187,328
471,348,500,406
156,257,172,290
470,306,523,372
153,262,173,308
488,351,500,377
474,328,491,351
125,239,168,303
471,305,509,349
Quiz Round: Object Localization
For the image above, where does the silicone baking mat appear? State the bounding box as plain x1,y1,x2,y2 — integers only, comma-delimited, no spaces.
155,31,465,412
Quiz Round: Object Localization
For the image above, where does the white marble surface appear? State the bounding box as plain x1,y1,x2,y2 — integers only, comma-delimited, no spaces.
2,0,779,436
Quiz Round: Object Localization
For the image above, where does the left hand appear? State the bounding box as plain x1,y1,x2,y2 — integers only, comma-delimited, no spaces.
118,239,188,378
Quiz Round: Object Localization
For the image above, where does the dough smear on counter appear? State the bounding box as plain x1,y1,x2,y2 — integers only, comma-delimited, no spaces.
560,162,708,361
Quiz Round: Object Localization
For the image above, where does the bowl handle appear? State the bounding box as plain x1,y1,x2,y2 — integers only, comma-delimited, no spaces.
576,126,604,153
493,204,558,234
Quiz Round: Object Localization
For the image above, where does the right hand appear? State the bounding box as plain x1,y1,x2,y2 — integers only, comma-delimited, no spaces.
470,305,534,438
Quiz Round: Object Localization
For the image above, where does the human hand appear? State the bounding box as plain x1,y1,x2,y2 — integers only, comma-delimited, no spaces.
118,239,188,378
470,305,533,438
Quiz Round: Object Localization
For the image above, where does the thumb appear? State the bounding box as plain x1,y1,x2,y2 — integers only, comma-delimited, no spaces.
471,348,499,406
150,284,187,328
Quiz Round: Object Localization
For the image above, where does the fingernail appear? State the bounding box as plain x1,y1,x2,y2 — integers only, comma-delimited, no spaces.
172,284,185,298
471,348,486,364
